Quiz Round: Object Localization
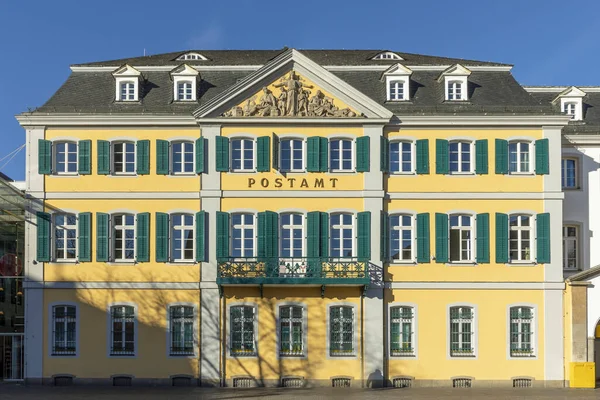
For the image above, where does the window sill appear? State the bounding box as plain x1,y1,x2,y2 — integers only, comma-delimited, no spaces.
166,261,197,266
109,174,138,178
389,172,416,176
562,187,581,191
229,170,258,174
563,268,581,272
389,261,417,266
446,262,477,267
328,170,356,174
279,170,307,174
390,353,416,358
508,172,535,176
447,172,475,176
106,261,137,265
52,173,79,178
169,173,197,177
53,260,78,264
507,262,537,267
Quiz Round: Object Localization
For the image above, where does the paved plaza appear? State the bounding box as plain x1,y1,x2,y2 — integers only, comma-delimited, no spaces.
0,386,599,400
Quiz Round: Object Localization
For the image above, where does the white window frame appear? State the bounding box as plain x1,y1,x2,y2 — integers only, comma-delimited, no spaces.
389,140,415,174
107,303,137,358
326,303,358,359
329,212,355,258
563,102,576,118
277,302,307,358
230,213,256,258
508,141,533,174
329,138,354,172
449,140,474,174
171,141,195,175
447,304,477,359
53,141,78,175
112,141,136,176
170,213,195,263
509,214,535,264
449,214,474,263
507,304,537,359
447,80,464,101
112,213,136,263
389,213,415,262
388,303,417,358
562,157,578,189
167,303,197,357
230,138,256,172
53,213,78,262
119,81,137,101
388,80,406,101
49,303,78,357
279,138,305,172
227,302,258,358
176,81,194,101
563,224,579,271
279,213,305,258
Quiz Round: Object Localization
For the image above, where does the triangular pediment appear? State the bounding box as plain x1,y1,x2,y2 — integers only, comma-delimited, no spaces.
170,64,199,77
194,49,393,119
112,64,141,77
382,63,413,76
437,64,471,82
552,86,586,104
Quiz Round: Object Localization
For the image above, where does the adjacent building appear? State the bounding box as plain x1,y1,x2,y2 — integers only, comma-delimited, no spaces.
16,48,574,387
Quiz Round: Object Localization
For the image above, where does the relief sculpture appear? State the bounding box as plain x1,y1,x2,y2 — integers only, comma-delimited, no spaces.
222,72,360,118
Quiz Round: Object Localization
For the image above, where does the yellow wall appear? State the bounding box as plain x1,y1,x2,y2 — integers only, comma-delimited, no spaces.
385,129,544,193
43,289,200,378
223,286,363,383
44,128,201,193
43,199,201,283
386,289,545,380
221,198,364,213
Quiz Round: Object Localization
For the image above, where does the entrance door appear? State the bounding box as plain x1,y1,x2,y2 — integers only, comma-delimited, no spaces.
1,335,24,381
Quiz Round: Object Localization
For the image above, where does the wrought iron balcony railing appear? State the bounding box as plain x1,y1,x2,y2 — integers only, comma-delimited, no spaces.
217,257,370,285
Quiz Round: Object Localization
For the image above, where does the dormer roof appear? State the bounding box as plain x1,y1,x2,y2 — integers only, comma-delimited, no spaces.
436,64,472,82
552,86,586,104
382,63,413,77
170,64,200,77
112,64,141,78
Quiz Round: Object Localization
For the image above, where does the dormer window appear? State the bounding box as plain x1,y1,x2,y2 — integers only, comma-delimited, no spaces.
176,52,207,61
372,51,403,60
383,64,412,101
438,64,471,101
554,86,585,121
171,64,199,102
112,65,141,102
389,81,404,101
563,102,576,118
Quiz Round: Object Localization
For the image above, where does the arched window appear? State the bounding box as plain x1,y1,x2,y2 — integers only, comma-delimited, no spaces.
330,213,354,258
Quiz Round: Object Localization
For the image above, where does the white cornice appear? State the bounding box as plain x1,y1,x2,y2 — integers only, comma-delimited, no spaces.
525,87,600,93
563,134,600,144
195,117,390,125
15,114,196,127
392,115,572,126
70,65,514,73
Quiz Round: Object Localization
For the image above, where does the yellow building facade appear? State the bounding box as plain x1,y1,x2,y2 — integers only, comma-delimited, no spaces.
17,48,573,388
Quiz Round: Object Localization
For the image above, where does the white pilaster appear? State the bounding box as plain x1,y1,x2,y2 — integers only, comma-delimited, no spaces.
544,289,564,381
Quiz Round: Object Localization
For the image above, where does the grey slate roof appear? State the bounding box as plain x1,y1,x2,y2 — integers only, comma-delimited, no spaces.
528,90,600,134
32,49,555,117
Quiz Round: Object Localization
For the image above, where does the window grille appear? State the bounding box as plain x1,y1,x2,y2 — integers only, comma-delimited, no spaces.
281,377,304,387
112,376,132,386
279,306,304,356
510,307,534,357
332,377,351,387
110,305,135,356
452,377,472,388
390,306,414,356
392,377,413,388
53,375,74,386
449,307,475,357
230,306,256,356
52,305,77,355
172,376,192,387
513,378,532,388
169,306,194,356
233,377,255,388
329,306,354,356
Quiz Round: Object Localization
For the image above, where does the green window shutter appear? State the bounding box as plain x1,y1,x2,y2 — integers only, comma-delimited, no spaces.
272,133,280,170
78,212,91,262
435,139,449,175
475,139,488,175
416,139,429,174
380,211,389,260
320,212,329,257
495,213,509,263
156,140,170,175
136,213,150,262
495,139,508,174
257,211,278,259
307,137,320,172
356,136,370,172
97,140,110,175
476,213,489,263
536,213,550,263
136,140,150,175
155,212,169,263
535,138,549,175
416,213,430,263
319,137,328,172
195,211,206,262
215,136,230,172
256,136,270,172
96,213,109,262
380,136,389,173
38,139,52,175
257,212,266,259
216,212,230,259
435,213,448,263
36,211,51,262
195,138,205,174
78,140,91,175
307,211,321,258
357,211,371,259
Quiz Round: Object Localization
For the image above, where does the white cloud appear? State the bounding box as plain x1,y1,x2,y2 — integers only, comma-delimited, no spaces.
186,24,224,49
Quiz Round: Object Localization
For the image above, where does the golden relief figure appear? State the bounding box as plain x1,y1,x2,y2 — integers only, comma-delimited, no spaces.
222,72,360,118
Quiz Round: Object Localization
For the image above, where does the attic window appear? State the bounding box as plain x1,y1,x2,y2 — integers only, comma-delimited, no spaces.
563,102,577,119
372,52,403,60
177,52,207,61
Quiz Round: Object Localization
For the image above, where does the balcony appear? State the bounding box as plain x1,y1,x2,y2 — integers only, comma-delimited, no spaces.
216,257,370,286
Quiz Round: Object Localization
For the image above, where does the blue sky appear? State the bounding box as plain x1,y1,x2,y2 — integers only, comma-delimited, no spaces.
1,0,599,180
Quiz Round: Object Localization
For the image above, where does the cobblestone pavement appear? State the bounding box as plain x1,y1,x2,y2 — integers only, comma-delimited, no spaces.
1,386,599,400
